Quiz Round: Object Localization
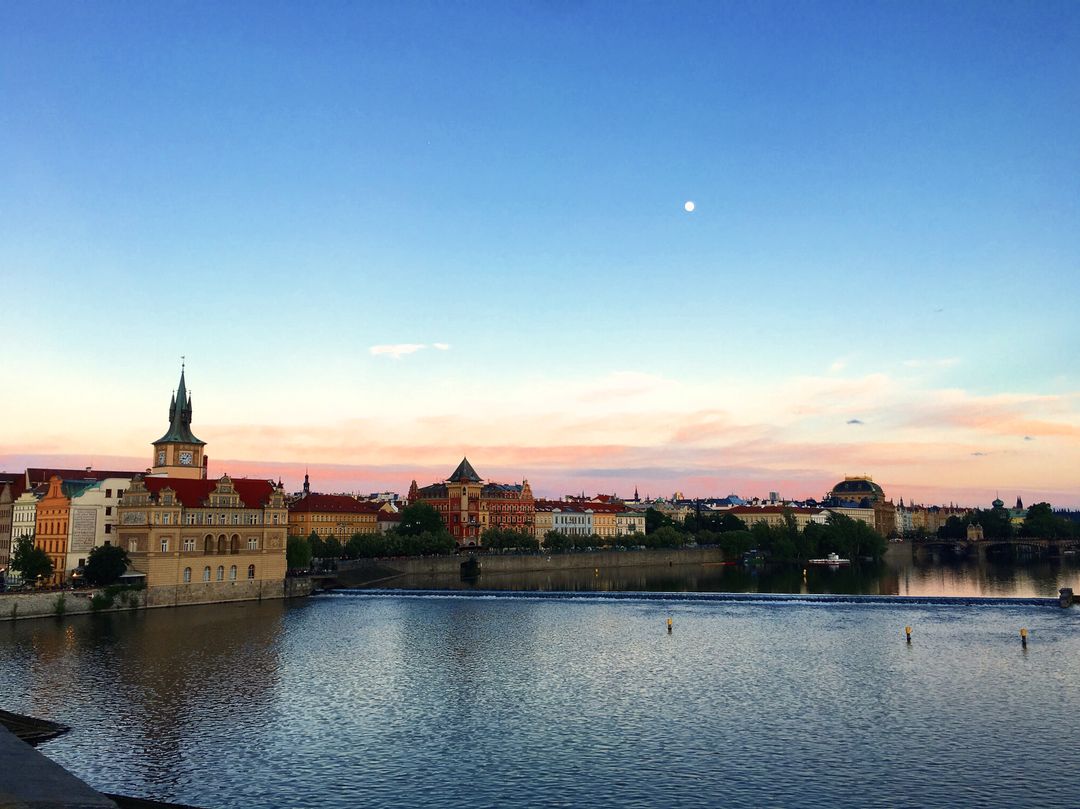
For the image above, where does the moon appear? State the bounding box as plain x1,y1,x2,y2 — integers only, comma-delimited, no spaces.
684,200,695,212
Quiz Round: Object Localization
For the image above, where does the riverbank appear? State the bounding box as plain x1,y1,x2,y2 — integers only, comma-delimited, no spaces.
328,546,726,587
0,577,314,622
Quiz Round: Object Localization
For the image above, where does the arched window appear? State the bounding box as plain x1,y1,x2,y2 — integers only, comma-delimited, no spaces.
247,564,255,580
217,535,226,554
204,535,214,554
216,565,224,581
229,565,237,581
230,534,240,554
202,566,211,582
183,567,192,583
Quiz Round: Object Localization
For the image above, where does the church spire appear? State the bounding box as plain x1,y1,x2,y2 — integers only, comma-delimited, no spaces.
155,363,205,445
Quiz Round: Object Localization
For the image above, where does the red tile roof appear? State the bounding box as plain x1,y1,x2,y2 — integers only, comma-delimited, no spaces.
144,477,276,509
26,468,140,486
288,493,380,514
728,505,823,515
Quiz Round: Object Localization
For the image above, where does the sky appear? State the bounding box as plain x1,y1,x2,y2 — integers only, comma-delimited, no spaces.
1,1,1078,506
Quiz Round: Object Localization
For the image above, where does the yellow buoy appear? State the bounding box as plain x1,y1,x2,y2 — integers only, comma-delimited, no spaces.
1020,627,1028,648
667,617,673,634
904,625,912,643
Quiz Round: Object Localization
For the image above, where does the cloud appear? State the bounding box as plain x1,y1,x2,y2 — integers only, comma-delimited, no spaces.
370,343,427,359
847,419,864,425
433,343,451,351
971,452,987,456
1024,436,1035,441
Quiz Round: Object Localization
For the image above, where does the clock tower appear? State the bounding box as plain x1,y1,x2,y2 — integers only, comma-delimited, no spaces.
151,364,207,479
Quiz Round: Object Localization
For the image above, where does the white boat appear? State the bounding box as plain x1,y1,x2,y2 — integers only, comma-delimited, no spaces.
808,552,851,566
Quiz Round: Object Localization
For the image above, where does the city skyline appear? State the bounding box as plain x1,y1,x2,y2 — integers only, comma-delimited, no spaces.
2,2,1078,506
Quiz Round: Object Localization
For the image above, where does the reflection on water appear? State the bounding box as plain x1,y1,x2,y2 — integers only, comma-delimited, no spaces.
383,545,1080,598
2,594,1079,809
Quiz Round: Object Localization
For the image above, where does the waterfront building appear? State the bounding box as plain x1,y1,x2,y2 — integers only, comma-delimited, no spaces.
533,503,554,539
377,509,401,534
408,458,534,547
551,503,593,537
0,480,20,570
116,368,289,605
24,467,140,489
288,491,380,540
728,505,827,531
63,477,136,577
825,476,886,506
822,506,878,532
616,508,646,537
34,476,88,585
11,489,41,544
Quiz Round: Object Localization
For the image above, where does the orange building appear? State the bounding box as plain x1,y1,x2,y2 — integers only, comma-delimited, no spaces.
33,476,87,585
408,458,534,547
288,492,381,540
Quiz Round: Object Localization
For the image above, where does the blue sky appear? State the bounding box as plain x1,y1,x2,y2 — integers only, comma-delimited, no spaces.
2,1,1078,503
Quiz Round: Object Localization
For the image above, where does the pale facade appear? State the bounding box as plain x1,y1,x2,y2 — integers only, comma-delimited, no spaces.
552,506,593,536
64,477,134,575
533,507,554,540
12,491,40,542
616,510,646,536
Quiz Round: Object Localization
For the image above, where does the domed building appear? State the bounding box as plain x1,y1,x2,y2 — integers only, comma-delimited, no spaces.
826,476,886,508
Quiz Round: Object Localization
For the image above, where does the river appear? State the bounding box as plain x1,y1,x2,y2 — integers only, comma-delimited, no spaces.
2,579,1078,808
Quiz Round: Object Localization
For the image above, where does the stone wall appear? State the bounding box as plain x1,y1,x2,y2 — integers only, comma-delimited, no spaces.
0,589,115,622
338,546,726,579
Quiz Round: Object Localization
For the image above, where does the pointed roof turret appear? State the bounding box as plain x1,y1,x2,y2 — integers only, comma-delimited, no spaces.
448,457,482,483
155,365,205,445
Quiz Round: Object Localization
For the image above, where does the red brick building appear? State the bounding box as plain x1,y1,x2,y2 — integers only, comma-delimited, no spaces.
408,458,534,547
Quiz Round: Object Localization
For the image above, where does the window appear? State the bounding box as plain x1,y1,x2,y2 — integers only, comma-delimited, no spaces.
219,514,226,525
186,513,196,525
247,537,258,550
162,513,171,525
105,506,112,516
118,489,124,498
231,514,240,525
129,539,137,553
204,536,214,554
160,538,169,552
229,565,237,581
247,513,258,525
230,535,240,554
183,567,191,583
272,513,279,525
105,524,112,534
106,489,112,498
203,566,211,582
216,565,224,581
184,537,195,552
247,564,255,579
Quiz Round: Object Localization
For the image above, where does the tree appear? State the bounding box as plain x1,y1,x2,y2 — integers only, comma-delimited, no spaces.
398,502,444,536
323,536,343,559
645,508,677,534
83,544,130,586
307,530,326,559
287,535,313,569
11,536,53,583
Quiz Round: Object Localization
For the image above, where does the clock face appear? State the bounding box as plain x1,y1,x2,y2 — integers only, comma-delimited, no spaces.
179,451,194,466
157,450,166,465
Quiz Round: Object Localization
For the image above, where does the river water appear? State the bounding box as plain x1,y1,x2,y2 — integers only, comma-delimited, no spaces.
2,584,1079,808
385,544,1080,598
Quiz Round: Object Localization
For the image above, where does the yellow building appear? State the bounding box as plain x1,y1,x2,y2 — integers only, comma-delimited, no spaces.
727,506,826,531
117,368,289,605
288,492,380,539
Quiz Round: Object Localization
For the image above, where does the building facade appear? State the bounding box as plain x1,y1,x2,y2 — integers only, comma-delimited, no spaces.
408,458,535,547
288,492,380,539
116,368,288,605
64,477,135,577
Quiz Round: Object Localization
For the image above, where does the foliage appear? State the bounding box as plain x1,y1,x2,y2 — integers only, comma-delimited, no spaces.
684,511,748,535
11,536,53,582
1020,503,1076,539
938,508,1015,540
287,535,313,569
481,529,539,552
307,531,327,559
342,529,456,558
398,502,445,536
84,544,130,586
323,536,344,559
645,508,678,534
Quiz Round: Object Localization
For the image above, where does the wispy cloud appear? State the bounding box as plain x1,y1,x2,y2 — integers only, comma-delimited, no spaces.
971,451,987,457
847,419,864,425
370,343,426,359
1024,436,1035,441
433,343,451,351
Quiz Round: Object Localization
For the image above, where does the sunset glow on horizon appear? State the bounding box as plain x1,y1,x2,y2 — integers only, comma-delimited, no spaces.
1,2,1077,507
